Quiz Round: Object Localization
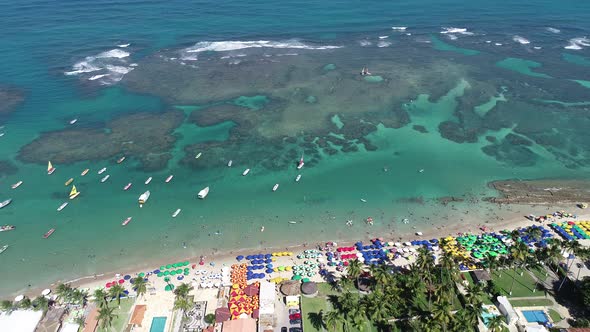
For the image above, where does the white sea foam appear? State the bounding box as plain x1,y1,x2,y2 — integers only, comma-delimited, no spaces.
377,41,392,48
406,33,412,36
359,40,372,47
495,43,503,46
183,40,341,54
447,35,458,40
118,43,131,48
564,37,590,50
65,48,134,85
379,36,389,39
533,46,542,50
485,40,491,43
391,26,407,31
546,27,561,34
440,27,474,35
513,35,530,44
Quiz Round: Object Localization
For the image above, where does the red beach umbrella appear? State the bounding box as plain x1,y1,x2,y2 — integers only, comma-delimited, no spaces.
118,279,125,284
106,282,112,288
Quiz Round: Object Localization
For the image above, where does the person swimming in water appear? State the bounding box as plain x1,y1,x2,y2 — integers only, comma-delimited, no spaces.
360,67,372,76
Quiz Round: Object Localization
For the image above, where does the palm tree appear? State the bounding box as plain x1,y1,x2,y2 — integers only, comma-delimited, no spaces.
93,288,108,309
346,259,363,291
173,282,194,300
32,296,49,312
558,240,583,291
132,277,148,299
108,284,126,307
526,227,543,243
323,310,343,332
0,300,13,312
55,283,73,303
72,289,88,306
97,306,118,329
173,296,193,315
431,300,453,332
372,264,391,290
18,297,32,309
509,241,529,295
487,314,505,332
464,283,484,306
73,315,86,329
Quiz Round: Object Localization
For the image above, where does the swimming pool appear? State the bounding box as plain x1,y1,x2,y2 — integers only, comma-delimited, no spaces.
149,316,167,332
522,310,549,323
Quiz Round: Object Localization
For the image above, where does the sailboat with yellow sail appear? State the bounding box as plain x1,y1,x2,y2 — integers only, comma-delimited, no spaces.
69,185,80,200
47,161,56,175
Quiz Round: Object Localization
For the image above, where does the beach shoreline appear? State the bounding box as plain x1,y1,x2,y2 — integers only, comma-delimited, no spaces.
10,202,587,300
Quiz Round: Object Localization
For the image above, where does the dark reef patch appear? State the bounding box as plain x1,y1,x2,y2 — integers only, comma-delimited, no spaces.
412,125,428,133
0,160,18,177
0,86,25,122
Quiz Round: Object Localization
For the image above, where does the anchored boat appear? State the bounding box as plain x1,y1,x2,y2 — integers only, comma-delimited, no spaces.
65,178,74,186
242,168,250,176
11,181,23,189
101,174,110,183
47,161,56,175
227,160,233,167
57,202,68,212
195,152,202,159
165,175,173,183
145,177,152,185
98,167,107,174
123,183,132,191
43,228,55,238
138,191,150,207
297,155,304,170
295,174,301,182
117,156,126,164
172,209,181,218
272,184,279,192
0,245,8,255
81,169,89,176
0,199,12,209
122,217,132,226
69,118,78,125
0,225,15,232
198,187,209,199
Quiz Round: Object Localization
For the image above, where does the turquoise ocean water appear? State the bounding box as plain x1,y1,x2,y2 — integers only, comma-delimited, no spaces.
0,0,589,295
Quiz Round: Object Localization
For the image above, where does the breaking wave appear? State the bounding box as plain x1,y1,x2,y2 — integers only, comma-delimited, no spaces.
564,37,590,50
64,48,134,85
377,41,392,48
391,26,407,31
513,35,531,44
440,27,474,35
546,27,561,34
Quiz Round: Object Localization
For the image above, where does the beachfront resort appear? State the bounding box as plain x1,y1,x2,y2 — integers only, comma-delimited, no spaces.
1,209,590,332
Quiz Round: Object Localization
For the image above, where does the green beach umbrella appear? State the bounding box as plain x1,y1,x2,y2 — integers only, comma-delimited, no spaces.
160,266,166,271
176,269,182,274
171,271,177,276
292,275,302,280
139,272,145,277
166,264,172,269
165,284,174,291
184,261,189,266
302,278,310,282
164,271,170,276
157,273,163,278
164,277,170,282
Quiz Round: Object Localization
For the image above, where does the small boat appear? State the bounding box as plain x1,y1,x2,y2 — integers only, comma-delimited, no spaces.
172,209,181,218
144,177,152,185
165,175,173,183
43,228,55,239
0,199,12,209
121,217,132,226
0,133,4,137
418,169,424,173
197,187,209,199
242,168,250,176
69,119,78,125
117,156,126,164
138,191,150,207
57,202,68,212
47,161,56,175
11,181,23,189
0,225,15,232
288,221,297,224
260,226,265,232
69,185,80,200
65,178,74,186
272,184,279,192
297,155,305,170
195,152,202,159
360,198,367,203
227,160,233,167
98,167,107,174
415,231,423,236
81,169,89,176
101,174,110,183
123,183,132,191
0,245,8,254
295,174,301,182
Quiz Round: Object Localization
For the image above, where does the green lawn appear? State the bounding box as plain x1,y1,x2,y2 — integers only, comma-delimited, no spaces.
301,283,377,332
548,309,562,322
96,298,134,332
491,269,538,298
509,298,553,307
529,266,550,284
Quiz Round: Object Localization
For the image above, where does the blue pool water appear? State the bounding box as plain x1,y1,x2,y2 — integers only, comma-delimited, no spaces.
149,317,167,332
481,311,500,326
522,310,549,323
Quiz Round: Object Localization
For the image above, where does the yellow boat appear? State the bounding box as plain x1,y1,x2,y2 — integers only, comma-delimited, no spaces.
81,169,89,176
69,185,80,200
65,178,74,186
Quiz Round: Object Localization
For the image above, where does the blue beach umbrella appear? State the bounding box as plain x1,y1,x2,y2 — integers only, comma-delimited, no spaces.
236,255,244,261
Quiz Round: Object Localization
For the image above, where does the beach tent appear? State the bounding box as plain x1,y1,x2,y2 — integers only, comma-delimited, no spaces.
215,307,231,323
0,310,43,332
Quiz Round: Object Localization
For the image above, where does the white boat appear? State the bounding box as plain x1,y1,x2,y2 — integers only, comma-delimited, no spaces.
81,169,89,176
172,209,181,218
0,133,4,137
145,177,152,185
288,221,297,224
100,174,110,183
69,119,78,125
117,156,126,164
227,160,233,167
0,245,8,254
47,161,56,175
297,155,304,170
0,199,12,209
98,167,107,174
122,217,132,226
57,202,68,211
295,174,301,182
197,187,209,199
123,183,132,191
11,181,23,189
138,191,150,207
195,152,202,159
360,198,367,203
69,185,80,200
272,184,279,192
418,169,424,173
415,231,423,236
165,175,173,183
242,168,250,176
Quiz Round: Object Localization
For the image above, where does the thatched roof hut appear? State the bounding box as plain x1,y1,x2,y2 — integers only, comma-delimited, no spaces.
280,281,300,296
301,282,318,297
